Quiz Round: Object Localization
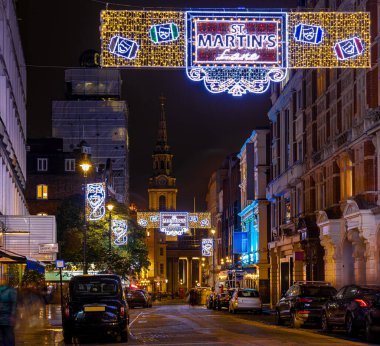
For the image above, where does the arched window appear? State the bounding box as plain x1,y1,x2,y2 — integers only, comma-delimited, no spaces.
159,195,166,211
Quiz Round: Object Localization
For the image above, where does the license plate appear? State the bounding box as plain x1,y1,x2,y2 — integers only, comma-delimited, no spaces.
84,306,105,312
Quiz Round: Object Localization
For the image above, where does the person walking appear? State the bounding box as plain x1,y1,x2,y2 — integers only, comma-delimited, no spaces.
0,277,17,346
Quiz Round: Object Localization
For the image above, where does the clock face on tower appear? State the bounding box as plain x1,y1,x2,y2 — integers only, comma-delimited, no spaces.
158,176,168,186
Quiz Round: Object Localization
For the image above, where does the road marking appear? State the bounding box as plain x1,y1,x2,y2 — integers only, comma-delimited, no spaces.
129,311,144,328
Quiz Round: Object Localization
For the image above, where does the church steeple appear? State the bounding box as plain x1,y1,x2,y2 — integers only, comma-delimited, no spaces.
149,97,176,196
155,96,169,153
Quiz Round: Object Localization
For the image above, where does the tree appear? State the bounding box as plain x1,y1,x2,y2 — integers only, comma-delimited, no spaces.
56,195,149,278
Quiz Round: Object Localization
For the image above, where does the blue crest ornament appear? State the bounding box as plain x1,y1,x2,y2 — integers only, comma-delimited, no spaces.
109,36,138,60
294,24,323,44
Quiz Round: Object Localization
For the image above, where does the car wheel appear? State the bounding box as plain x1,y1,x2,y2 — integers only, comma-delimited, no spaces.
63,330,73,344
119,330,128,343
276,310,284,326
365,319,375,342
321,312,332,332
290,311,302,328
345,313,357,336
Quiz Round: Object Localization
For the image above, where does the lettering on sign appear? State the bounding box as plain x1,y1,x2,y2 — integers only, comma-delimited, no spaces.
160,212,189,236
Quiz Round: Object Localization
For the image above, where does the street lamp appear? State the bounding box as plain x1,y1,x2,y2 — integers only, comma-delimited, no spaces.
107,203,114,252
211,229,216,288
80,160,91,274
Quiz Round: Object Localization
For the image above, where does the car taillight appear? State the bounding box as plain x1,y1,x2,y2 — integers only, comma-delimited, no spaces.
64,307,70,319
354,299,369,308
120,306,125,317
297,298,313,303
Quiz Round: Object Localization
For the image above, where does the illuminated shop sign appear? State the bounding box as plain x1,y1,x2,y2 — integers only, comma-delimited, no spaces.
111,220,128,246
202,238,213,257
100,9,370,96
86,182,106,221
160,212,188,236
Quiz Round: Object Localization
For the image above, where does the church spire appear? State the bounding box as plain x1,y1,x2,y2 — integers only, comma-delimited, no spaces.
155,95,169,153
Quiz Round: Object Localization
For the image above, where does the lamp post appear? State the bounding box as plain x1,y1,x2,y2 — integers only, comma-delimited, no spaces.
107,203,114,252
211,229,216,288
80,160,91,275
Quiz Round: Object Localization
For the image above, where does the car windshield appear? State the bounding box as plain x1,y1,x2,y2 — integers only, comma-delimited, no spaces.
73,279,118,296
238,290,259,297
300,286,336,297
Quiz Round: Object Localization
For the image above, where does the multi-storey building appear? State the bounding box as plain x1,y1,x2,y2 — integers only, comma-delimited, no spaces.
0,0,27,216
25,138,101,215
238,129,271,302
52,67,129,204
267,0,380,307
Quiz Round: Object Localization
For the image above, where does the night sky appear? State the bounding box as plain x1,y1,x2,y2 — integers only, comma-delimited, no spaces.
18,0,297,211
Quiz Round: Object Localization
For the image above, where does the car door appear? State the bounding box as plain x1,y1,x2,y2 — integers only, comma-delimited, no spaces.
337,286,358,324
326,286,346,324
278,286,295,319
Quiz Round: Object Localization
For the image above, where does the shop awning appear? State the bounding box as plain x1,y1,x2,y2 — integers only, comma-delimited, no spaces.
0,248,27,263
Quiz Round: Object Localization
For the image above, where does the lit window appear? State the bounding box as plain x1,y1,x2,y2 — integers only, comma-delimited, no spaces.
37,185,48,199
65,159,76,172
37,158,48,171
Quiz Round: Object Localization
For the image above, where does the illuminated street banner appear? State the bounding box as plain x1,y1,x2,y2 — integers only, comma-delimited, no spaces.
86,182,106,221
111,220,128,246
100,9,370,96
202,238,213,257
159,212,188,236
137,212,211,233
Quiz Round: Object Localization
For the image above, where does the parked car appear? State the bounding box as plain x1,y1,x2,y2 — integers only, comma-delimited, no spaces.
216,289,235,310
229,288,262,314
276,281,337,328
137,289,152,308
126,290,149,308
321,284,380,341
62,274,129,343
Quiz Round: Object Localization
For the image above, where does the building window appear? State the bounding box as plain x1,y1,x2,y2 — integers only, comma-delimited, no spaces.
37,158,48,171
159,247,164,256
159,263,164,275
65,159,75,172
37,185,48,199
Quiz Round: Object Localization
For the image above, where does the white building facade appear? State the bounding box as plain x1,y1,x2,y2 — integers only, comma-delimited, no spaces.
267,0,380,307
0,0,28,216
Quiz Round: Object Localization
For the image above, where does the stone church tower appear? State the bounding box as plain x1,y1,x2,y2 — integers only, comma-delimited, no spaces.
146,97,177,292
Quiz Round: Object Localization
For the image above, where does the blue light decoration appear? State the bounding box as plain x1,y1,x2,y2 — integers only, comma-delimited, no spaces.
86,182,106,221
150,23,179,44
202,238,213,257
334,37,364,61
186,11,288,96
109,35,138,60
294,23,323,44
112,220,128,246
160,212,189,236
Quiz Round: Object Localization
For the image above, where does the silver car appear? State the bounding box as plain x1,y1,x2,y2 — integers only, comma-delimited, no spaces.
229,289,262,314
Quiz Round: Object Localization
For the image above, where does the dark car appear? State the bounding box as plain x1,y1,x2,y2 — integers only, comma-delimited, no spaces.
126,290,149,308
137,289,153,307
216,289,235,310
62,274,129,343
321,284,380,341
276,281,337,328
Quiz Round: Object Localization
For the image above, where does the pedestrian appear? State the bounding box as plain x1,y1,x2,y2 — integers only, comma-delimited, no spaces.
0,276,17,346
189,289,197,307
